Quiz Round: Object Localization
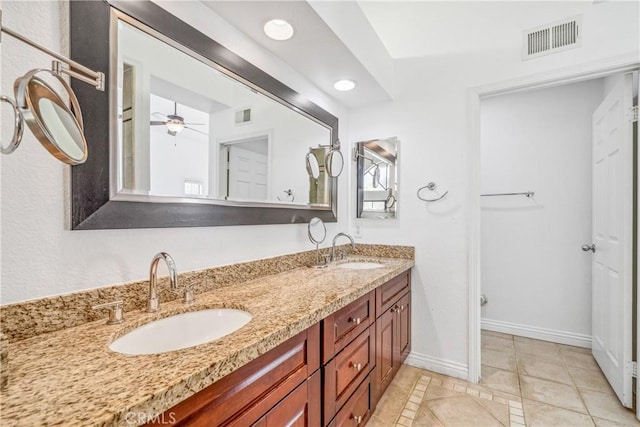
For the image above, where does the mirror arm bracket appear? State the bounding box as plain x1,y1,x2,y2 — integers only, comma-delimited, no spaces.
1,13,105,91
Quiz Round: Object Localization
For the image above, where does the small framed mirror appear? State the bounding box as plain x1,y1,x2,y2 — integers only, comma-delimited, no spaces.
355,137,399,219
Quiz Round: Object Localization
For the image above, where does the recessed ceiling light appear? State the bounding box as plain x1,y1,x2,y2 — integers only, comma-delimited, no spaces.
264,19,294,41
334,79,357,91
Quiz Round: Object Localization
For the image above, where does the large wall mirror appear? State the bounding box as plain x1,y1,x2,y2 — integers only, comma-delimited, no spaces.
355,137,398,219
70,1,339,229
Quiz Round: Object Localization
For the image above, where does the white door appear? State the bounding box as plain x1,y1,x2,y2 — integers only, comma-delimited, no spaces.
227,145,268,201
590,73,634,408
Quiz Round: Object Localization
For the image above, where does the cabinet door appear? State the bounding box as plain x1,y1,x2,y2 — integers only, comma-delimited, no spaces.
397,292,411,364
374,306,396,405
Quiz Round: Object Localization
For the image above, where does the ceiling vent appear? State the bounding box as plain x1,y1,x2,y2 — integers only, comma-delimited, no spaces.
235,108,252,125
523,15,582,60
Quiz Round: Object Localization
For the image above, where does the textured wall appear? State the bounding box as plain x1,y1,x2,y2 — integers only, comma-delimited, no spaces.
0,1,348,304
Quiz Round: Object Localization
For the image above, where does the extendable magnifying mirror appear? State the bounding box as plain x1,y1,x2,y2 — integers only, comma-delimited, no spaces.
325,148,344,178
307,216,328,268
306,142,344,180
0,96,24,155
305,151,321,180
372,164,381,188
12,69,88,164
0,18,104,164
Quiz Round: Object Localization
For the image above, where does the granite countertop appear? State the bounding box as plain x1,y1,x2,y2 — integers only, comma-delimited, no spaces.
0,256,414,426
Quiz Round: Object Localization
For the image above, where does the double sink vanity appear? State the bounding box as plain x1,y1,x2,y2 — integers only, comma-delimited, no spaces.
0,246,414,426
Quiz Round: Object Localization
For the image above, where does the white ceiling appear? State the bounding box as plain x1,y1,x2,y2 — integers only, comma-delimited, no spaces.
357,0,594,58
200,0,609,108
202,1,393,108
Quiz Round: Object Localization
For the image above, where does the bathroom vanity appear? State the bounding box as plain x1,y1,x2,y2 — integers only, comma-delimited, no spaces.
148,269,411,426
0,247,414,426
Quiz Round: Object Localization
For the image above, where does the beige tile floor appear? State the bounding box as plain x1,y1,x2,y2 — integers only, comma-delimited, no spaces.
367,330,640,426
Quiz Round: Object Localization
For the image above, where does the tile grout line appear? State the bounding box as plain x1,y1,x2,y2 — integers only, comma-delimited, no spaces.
482,332,525,426
395,374,431,427
512,334,526,427
556,341,597,424
399,373,524,427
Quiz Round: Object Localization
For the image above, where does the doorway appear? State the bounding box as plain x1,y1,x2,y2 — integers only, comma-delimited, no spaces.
219,135,270,201
468,60,639,417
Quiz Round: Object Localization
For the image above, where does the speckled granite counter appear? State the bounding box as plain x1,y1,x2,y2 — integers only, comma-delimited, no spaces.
0,256,413,426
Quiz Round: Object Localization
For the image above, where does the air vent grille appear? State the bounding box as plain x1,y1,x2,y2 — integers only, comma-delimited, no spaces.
235,108,252,125
523,16,582,60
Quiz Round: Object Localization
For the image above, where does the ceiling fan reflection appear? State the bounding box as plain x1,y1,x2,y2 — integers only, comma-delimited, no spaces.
150,101,207,136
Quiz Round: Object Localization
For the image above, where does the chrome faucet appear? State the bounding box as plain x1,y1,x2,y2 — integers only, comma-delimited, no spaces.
147,252,178,313
331,232,355,262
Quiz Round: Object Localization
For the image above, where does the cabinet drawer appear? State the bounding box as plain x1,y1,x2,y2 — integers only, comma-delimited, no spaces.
322,292,374,363
242,370,321,427
323,325,374,423
149,323,320,426
328,372,372,427
376,270,410,316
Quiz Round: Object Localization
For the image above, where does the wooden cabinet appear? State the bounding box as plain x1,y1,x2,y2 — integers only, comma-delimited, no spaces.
397,291,412,362
374,270,412,405
322,292,374,364
321,293,376,426
250,371,321,427
327,373,373,427
374,303,397,404
146,324,320,426
323,325,375,423
376,270,410,315
148,269,411,427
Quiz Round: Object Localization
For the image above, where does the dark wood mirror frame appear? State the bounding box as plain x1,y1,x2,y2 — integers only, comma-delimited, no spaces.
70,0,338,230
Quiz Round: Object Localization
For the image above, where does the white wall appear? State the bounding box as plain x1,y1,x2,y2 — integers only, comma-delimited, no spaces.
149,96,210,197
348,1,639,376
479,79,604,345
211,86,330,204
0,1,349,304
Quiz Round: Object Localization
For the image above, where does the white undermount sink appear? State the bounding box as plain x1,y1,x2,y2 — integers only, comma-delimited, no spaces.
109,308,252,355
337,262,385,270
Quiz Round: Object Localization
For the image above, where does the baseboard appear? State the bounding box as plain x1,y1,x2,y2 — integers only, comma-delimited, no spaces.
405,351,469,381
481,318,592,348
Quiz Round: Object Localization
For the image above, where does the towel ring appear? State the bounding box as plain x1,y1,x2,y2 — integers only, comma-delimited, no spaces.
417,182,449,202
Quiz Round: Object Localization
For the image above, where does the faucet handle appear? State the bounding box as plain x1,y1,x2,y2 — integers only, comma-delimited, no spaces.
183,288,195,305
92,300,124,325
322,253,331,265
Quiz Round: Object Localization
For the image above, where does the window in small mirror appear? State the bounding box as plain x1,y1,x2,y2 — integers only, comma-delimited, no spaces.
355,137,399,219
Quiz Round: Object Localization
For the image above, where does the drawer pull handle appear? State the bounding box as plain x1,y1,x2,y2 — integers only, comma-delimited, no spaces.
351,362,363,372
400,305,405,311
349,317,362,325
351,414,363,424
